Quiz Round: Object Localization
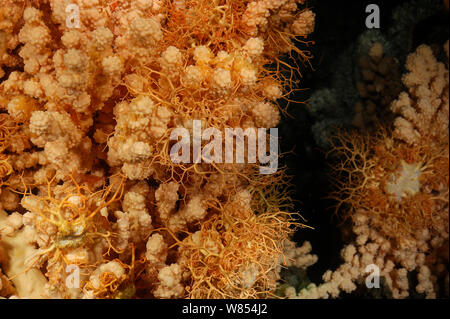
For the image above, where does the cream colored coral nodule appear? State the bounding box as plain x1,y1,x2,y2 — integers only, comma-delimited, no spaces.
0,0,315,298
2,0,447,301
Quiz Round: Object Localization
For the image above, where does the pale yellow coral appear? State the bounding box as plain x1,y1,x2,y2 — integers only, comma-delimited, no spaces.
291,9,315,36
91,27,114,51
0,0,314,300
145,233,168,266
284,41,449,300
242,37,265,58
153,263,185,298
193,46,214,64
88,261,125,290
182,65,204,89
211,67,232,95
130,17,163,47
0,210,48,298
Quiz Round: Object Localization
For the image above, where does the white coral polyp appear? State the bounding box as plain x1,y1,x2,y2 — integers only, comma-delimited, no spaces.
193,45,213,64
161,46,182,69
243,37,264,57
251,102,280,127
89,261,125,290
263,82,283,101
183,65,204,88
291,9,316,36
211,68,232,95
92,27,114,50
102,56,123,76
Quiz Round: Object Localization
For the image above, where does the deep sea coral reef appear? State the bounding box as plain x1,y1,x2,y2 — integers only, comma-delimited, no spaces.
0,0,315,299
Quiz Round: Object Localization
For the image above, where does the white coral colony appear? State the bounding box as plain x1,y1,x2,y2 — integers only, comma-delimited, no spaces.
0,0,315,299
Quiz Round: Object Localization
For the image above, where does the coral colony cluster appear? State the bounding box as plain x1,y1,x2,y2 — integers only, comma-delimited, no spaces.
285,42,449,299
0,0,448,300
0,0,315,299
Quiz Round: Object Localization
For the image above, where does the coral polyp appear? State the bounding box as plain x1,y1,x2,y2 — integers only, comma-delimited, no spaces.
1,0,448,303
